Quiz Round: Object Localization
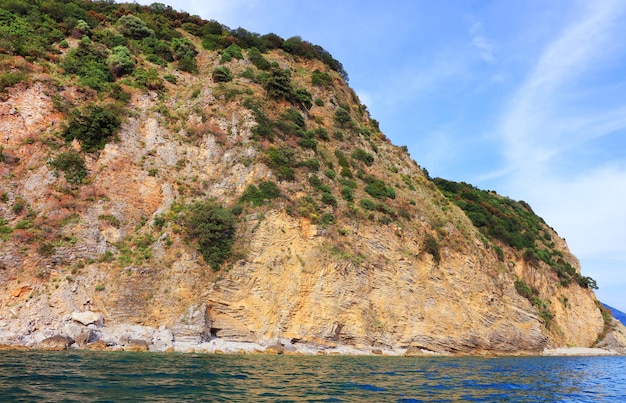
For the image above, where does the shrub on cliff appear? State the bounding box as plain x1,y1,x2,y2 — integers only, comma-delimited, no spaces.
62,39,113,90
334,107,353,128
423,234,441,265
220,44,243,63
263,67,293,100
311,69,332,87
265,146,297,181
171,37,198,73
247,47,270,70
240,181,281,206
62,104,121,153
107,46,135,77
352,148,374,166
184,202,236,271
117,15,154,39
47,151,88,186
212,66,233,83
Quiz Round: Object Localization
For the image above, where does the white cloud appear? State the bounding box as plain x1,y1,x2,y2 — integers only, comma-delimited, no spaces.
491,1,626,306
499,1,626,174
469,20,495,63
520,165,626,257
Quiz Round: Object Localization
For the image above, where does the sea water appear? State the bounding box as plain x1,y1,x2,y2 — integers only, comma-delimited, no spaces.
0,351,625,402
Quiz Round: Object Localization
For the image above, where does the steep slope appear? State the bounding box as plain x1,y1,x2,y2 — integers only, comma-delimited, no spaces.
0,1,621,354
604,304,626,326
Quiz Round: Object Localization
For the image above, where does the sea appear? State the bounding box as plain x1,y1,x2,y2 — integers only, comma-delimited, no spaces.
0,351,625,402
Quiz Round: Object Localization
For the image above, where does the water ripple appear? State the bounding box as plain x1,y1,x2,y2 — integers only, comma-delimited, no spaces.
0,352,625,401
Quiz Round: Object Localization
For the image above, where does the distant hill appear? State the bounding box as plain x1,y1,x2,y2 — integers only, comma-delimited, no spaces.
603,304,626,326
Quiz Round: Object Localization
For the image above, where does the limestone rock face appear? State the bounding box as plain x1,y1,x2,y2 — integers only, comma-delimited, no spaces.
164,208,608,355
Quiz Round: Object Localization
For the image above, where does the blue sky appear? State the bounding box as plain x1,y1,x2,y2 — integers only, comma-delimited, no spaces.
134,1,626,312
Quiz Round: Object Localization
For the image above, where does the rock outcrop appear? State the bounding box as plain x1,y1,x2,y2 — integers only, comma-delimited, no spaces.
71,311,104,327
38,335,73,351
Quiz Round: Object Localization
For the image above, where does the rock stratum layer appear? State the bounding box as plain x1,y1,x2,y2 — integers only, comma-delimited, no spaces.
0,1,623,354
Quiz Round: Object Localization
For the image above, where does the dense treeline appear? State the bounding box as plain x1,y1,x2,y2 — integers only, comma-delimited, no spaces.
0,0,347,80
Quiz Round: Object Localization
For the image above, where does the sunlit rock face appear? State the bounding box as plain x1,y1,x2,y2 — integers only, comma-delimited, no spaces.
0,1,619,354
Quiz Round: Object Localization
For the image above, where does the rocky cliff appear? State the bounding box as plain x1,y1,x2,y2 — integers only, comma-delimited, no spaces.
0,1,623,354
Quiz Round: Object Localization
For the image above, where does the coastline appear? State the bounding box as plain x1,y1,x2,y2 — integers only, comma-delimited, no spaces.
1,312,624,356
541,347,620,357
0,332,623,357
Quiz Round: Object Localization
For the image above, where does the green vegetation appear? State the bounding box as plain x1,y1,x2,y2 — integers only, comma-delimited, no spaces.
263,67,294,101
311,69,333,87
220,44,243,63
435,178,597,290
47,151,88,186
364,177,395,200
275,107,306,137
352,148,374,166
514,278,554,326
335,150,349,168
244,99,274,140
262,67,312,109
298,135,317,151
265,146,297,181
422,234,441,265
133,68,163,90
300,158,320,171
212,66,233,83
62,38,113,90
183,201,236,271
0,8,62,57
281,36,348,80
63,104,121,153
0,71,27,92
334,107,353,128
359,198,377,211
98,214,121,228
0,0,345,84
107,45,135,77
247,47,270,70
240,181,281,206
117,233,156,266
341,186,354,202
117,15,154,39
171,37,198,73
321,192,337,207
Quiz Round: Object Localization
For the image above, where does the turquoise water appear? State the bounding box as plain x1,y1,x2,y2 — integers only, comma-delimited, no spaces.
0,351,625,402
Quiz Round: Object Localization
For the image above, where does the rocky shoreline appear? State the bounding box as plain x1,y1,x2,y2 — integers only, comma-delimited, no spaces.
1,308,624,357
